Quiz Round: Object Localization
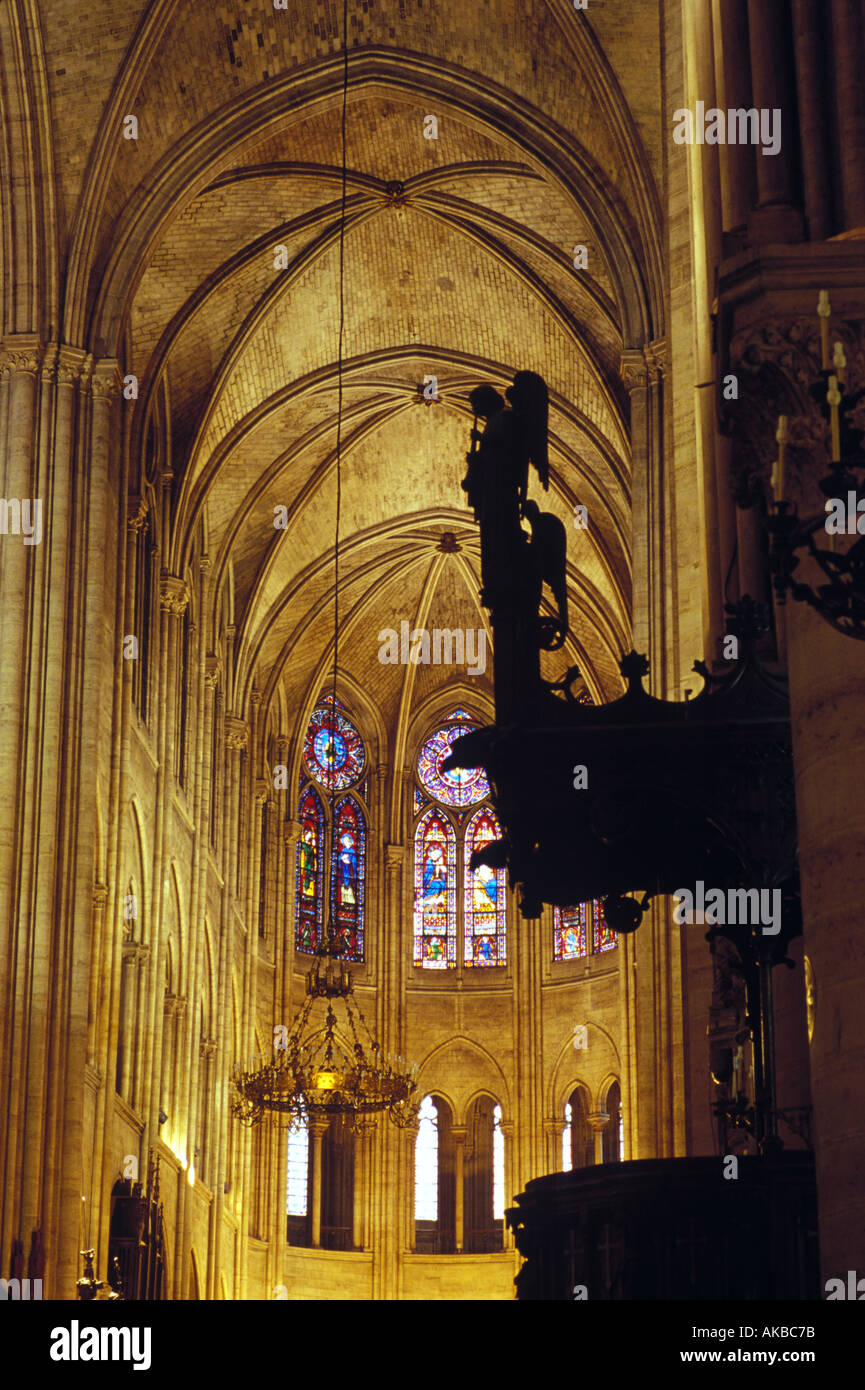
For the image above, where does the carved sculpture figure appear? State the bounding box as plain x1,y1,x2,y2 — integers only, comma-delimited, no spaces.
461,372,567,714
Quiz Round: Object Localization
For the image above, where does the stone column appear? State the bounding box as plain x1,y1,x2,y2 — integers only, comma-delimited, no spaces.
310,1119,329,1249
223,714,249,1293
588,1111,610,1166
142,573,188,1156
830,0,865,231
746,0,805,243
452,1125,467,1252
498,1119,515,1248
713,0,757,245
88,884,109,1069
791,0,832,240
543,1117,562,1177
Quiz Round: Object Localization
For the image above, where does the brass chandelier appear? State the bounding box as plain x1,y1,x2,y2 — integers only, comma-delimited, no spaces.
231,933,419,1129
231,0,418,1133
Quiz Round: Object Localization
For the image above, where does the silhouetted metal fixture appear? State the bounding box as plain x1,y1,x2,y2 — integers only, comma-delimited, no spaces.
767,291,865,640
444,380,802,1150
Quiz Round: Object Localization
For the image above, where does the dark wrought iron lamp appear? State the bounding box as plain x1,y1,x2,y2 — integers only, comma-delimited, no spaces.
767,291,865,639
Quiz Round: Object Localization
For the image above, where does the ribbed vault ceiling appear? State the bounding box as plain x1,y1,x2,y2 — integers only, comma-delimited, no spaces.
78,2,665,735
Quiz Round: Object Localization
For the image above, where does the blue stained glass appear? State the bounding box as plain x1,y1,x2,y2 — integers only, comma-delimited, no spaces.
303,703,364,790
417,724,489,807
414,809,457,968
553,901,617,960
553,904,588,960
330,795,364,962
296,785,324,953
464,807,506,967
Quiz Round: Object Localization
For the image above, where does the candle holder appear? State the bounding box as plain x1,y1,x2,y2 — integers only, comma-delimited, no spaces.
766,306,865,640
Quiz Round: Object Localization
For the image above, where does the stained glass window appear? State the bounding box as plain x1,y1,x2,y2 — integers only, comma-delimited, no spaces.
446,706,475,722
296,786,324,953
303,701,364,791
330,796,364,962
553,901,617,961
417,724,489,807
553,904,589,960
414,809,457,968
464,807,507,967
592,904,618,954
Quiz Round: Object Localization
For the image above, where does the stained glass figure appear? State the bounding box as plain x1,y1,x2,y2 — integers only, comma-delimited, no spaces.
592,900,617,954
296,786,324,953
553,901,617,960
414,809,457,968
330,796,364,962
464,807,506,966
553,904,588,960
417,724,489,807
303,702,364,790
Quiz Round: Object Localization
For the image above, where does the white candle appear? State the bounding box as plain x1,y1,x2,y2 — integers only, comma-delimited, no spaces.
773,415,789,502
818,291,831,370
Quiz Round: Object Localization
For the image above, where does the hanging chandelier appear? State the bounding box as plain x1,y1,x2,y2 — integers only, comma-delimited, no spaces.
230,934,419,1128
231,0,418,1132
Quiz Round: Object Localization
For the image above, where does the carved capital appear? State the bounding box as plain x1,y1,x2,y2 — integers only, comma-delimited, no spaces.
159,573,189,617
384,843,404,876
199,1037,217,1060
619,349,649,393
47,343,92,387
0,336,44,378
204,655,221,689
253,778,269,806
225,716,249,752
127,496,148,534
92,882,109,910
275,734,290,758
587,1110,610,1133
90,360,123,399
199,553,212,577
284,818,301,847
645,337,667,382
164,992,187,1017
122,941,150,967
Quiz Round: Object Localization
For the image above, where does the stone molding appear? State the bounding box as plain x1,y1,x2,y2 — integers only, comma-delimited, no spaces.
127,495,148,533
159,573,189,616
225,716,249,752
619,348,649,393
204,654,221,689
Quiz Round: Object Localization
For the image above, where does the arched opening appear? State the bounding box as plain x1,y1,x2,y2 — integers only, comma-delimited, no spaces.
414,1094,456,1254
563,1085,594,1171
